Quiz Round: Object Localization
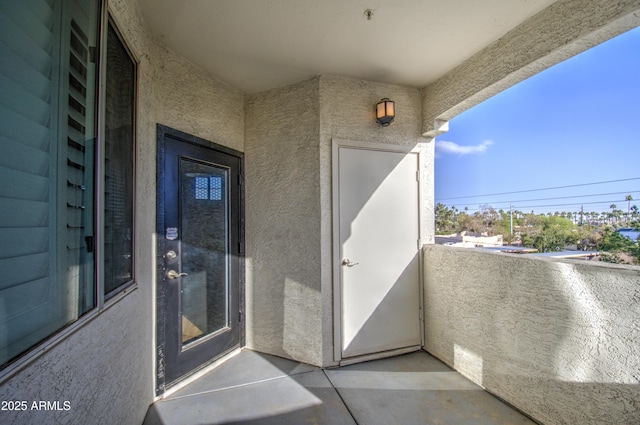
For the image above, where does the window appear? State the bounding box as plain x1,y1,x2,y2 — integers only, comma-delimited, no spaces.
104,21,135,296
195,176,223,201
0,1,136,369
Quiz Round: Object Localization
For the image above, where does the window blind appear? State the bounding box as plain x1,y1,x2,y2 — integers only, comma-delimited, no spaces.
104,21,135,295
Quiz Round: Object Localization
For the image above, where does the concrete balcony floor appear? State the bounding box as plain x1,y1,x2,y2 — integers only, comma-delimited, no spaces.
144,350,537,425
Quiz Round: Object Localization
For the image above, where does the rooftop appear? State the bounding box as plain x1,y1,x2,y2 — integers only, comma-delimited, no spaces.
618,228,640,241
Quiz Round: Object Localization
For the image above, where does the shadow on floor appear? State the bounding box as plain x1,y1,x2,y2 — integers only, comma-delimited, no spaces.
144,349,537,425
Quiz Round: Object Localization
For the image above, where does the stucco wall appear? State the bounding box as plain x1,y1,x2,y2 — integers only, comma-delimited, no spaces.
244,75,434,367
0,0,244,423
423,245,640,425
319,75,434,365
421,0,640,136
244,78,323,366
0,294,151,425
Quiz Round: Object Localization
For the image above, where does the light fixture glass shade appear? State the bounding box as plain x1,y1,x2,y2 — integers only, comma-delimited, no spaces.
375,98,395,126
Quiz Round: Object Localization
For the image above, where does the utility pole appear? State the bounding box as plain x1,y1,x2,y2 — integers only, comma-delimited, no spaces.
510,202,513,237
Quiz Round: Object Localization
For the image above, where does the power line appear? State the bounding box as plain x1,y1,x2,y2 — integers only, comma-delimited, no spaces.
504,190,640,204
442,190,640,209
516,199,631,210
458,199,635,213
435,177,640,201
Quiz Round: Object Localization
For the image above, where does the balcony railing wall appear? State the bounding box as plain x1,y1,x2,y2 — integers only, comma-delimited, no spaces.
423,244,640,425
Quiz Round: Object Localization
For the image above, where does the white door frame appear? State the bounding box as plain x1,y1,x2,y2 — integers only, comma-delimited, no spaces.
332,138,427,364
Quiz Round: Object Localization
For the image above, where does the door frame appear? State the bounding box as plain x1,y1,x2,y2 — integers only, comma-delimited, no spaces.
331,138,427,364
155,124,244,395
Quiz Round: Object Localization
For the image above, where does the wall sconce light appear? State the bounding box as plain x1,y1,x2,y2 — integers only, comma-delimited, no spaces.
375,98,395,127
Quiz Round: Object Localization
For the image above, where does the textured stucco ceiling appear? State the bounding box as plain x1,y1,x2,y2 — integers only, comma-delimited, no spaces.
136,0,558,93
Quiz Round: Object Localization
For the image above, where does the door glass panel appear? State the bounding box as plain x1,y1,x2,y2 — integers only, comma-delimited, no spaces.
180,159,229,346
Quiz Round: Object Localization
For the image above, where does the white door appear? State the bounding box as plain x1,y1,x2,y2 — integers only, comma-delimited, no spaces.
335,143,421,359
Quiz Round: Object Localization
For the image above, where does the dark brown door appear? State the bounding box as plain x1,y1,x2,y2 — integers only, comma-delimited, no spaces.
156,125,243,394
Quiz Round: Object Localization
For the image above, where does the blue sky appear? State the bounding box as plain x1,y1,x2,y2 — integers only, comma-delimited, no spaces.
435,26,640,216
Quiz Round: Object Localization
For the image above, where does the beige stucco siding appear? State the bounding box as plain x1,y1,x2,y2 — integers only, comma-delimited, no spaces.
244,75,433,367
244,78,323,366
423,244,640,425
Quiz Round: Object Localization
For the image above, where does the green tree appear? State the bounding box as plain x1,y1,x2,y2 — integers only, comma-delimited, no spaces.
599,228,634,251
626,195,633,223
533,230,564,252
521,233,534,248
597,227,640,264
435,203,455,234
479,204,499,233
521,216,577,252
457,211,482,233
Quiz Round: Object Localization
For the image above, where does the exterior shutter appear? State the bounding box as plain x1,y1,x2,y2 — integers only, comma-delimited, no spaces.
0,0,58,360
62,11,96,312
0,0,99,367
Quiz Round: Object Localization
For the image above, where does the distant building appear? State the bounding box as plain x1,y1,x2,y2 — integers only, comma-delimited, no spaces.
436,231,503,248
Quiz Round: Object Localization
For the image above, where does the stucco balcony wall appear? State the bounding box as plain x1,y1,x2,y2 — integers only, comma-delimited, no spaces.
423,244,640,425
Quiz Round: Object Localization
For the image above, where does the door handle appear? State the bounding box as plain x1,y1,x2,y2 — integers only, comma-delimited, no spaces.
342,259,359,267
167,270,188,279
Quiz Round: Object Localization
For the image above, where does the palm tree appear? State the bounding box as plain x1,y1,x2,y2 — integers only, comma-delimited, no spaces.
626,195,633,223
610,204,617,224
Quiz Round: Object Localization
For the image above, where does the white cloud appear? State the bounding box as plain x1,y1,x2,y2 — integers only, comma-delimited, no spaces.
435,140,494,157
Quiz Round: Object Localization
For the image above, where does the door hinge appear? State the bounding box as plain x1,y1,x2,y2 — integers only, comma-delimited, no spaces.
416,171,420,182
89,46,97,63
239,311,243,323
238,174,243,185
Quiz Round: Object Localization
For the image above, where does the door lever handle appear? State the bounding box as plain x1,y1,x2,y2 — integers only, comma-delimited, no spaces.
342,259,359,267
167,270,188,279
